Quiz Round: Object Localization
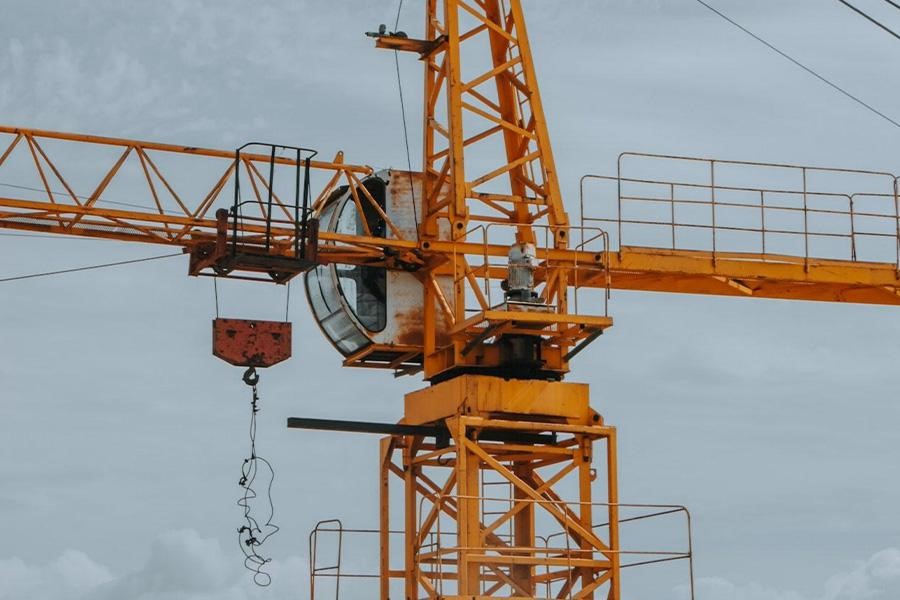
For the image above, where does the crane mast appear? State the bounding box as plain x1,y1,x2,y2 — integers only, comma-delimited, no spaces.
374,3,622,597
2,1,900,598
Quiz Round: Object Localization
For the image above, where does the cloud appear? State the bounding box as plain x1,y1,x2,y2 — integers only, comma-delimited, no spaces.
0,530,306,600
676,549,900,600
682,577,808,600
0,550,112,600
822,549,900,600
3,534,899,600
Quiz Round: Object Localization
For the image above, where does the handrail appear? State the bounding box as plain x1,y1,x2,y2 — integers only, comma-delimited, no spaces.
580,154,900,273
307,492,695,599
417,494,695,599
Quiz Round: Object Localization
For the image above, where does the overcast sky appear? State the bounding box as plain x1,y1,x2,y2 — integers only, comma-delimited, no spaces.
1,0,900,599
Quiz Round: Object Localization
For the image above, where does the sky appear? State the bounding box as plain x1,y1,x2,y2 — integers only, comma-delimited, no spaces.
1,0,900,598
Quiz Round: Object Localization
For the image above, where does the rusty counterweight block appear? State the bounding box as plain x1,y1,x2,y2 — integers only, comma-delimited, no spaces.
212,318,292,368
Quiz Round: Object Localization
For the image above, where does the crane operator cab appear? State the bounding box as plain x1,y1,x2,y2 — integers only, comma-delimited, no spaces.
305,171,449,375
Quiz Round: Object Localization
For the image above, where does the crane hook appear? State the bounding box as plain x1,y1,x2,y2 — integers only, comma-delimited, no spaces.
242,366,260,387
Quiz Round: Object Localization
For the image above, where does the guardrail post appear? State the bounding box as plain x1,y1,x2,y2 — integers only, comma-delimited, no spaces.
710,160,717,264
670,183,676,249
802,167,809,272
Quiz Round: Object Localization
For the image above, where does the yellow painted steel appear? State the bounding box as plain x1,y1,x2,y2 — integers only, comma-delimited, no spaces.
383,376,619,599
404,375,593,426
607,246,900,305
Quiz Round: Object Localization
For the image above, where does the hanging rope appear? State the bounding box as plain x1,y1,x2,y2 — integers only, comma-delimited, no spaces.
236,366,279,586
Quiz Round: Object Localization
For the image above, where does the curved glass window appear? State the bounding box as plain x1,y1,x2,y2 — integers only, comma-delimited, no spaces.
304,176,389,357
306,264,371,355
334,180,387,333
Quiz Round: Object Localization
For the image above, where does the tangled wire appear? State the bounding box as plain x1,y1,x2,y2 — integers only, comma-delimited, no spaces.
236,366,279,586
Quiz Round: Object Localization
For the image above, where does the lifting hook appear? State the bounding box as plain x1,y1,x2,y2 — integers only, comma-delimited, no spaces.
242,366,260,387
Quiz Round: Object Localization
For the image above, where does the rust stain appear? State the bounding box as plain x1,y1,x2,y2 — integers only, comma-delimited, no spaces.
394,305,424,346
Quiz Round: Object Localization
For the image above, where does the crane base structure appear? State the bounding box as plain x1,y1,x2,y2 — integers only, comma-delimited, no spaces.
386,375,619,599
298,375,695,600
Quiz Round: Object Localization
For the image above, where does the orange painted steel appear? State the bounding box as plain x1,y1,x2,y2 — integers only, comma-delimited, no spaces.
0,125,370,251
2,127,898,308
580,153,900,306
379,375,626,599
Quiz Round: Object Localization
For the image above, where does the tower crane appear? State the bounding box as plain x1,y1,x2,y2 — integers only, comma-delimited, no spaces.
2,1,899,598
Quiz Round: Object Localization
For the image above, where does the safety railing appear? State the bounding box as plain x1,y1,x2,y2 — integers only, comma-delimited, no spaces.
231,142,318,259
580,153,900,271
457,221,611,318
308,495,694,600
418,494,694,600
309,519,430,600
308,520,445,600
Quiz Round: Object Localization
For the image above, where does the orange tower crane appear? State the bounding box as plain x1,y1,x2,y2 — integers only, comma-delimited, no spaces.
2,1,899,598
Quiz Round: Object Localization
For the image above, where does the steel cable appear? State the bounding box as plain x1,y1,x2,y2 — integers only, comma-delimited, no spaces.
694,0,900,130
836,0,900,41
0,252,182,283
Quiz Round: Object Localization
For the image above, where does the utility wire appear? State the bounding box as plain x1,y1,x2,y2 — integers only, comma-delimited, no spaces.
0,232,117,242
0,252,182,283
0,181,180,214
694,0,900,130
836,0,900,41
393,0,421,240
883,0,900,11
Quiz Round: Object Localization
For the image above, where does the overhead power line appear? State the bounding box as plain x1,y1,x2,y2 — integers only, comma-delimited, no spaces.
0,181,175,214
882,0,900,10
0,232,117,241
836,0,900,41
0,252,183,283
694,0,900,130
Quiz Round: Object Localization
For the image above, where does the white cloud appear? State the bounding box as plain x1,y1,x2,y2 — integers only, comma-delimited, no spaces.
677,548,900,600
681,577,807,600
3,534,899,600
0,530,307,600
822,549,900,600
0,550,112,600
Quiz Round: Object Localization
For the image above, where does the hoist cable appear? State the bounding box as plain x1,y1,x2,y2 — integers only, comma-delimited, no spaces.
393,0,421,241
0,252,182,283
213,277,220,318
284,281,291,322
836,0,900,41
693,0,900,130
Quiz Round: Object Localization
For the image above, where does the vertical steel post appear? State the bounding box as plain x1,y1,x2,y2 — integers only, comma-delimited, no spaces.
760,190,766,255
670,182,676,249
710,160,717,263
264,146,276,252
607,428,621,600
302,157,312,259
802,167,809,271
232,150,241,257
379,437,392,600
294,148,301,258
